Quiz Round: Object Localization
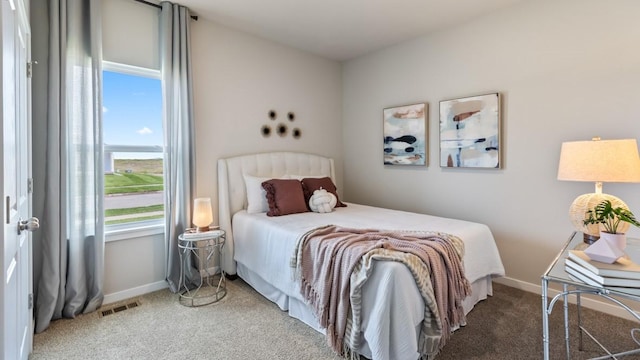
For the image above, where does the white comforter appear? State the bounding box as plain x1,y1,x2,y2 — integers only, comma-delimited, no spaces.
232,203,504,360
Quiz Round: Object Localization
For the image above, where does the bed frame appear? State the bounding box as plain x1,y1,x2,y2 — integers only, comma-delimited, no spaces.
217,151,500,360
217,151,336,275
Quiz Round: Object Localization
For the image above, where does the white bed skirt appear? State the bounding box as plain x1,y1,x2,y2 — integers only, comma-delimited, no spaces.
237,262,494,360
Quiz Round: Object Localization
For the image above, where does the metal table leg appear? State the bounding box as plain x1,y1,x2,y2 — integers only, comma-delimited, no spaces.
542,278,550,360
563,283,570,359
577,291,583,351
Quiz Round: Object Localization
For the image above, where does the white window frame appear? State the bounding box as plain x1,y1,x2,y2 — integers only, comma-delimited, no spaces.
103,61,165,242
103,60,160,79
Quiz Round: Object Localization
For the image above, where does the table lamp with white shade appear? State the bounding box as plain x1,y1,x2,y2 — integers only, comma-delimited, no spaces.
193,197,213,232
557,137,640,243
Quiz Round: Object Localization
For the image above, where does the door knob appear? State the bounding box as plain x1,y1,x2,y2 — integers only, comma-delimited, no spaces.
18,217,39,234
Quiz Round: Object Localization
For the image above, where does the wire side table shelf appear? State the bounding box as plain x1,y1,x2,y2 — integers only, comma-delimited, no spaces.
542,231,640,360
177,230,227,307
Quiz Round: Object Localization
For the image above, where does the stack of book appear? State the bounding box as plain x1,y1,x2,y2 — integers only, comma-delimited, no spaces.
181,227,223,240
565,249,640,295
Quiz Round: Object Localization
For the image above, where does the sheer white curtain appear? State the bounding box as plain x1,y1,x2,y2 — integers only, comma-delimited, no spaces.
160,2,198,292
31,0,104,333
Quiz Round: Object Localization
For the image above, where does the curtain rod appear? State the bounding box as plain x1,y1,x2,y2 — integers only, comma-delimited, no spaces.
134,0,199,21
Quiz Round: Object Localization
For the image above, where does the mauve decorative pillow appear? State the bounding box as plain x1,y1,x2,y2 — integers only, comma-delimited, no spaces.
301,177,346,208
262,179,309,216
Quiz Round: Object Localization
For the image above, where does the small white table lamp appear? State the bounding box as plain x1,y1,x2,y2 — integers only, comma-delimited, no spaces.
193,197,213,232
557,137,640,242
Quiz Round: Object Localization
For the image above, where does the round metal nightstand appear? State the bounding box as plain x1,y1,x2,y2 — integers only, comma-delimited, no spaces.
177,229,227,307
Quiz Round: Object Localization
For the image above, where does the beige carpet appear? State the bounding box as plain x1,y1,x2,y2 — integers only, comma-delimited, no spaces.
31,280,640,359
31,279,340,360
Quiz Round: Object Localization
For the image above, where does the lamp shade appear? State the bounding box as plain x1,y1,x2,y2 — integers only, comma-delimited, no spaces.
193,197,213,232
557,138,640,241
557,139,640,183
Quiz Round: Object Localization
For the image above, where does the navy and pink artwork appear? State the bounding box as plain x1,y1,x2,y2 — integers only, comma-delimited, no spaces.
383,103,427,166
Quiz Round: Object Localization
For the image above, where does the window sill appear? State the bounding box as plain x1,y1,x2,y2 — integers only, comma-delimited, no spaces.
105,220,164,243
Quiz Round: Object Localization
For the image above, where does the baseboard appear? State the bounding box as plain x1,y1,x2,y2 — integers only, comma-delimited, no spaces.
103,280,169,305
494,276,639,321
101,275,638,321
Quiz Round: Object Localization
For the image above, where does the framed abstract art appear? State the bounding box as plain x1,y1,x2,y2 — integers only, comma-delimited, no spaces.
439,93,501,169
383,103,427,166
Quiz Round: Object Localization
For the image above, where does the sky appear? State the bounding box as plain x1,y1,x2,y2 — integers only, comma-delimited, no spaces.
103,70,163,159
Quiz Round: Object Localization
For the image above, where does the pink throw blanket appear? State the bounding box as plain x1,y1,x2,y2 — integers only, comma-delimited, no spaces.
296,225,470,356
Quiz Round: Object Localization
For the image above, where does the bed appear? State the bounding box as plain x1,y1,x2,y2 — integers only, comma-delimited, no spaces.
217,151,505,360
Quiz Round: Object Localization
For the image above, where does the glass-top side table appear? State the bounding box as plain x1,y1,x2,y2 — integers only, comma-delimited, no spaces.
542,231,640,360
178,229,227,307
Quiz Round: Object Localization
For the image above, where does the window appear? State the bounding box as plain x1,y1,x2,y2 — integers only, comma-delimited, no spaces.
102,62,164,233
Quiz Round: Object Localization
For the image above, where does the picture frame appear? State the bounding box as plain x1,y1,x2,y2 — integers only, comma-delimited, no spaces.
439,93,501,169
383,103,427,166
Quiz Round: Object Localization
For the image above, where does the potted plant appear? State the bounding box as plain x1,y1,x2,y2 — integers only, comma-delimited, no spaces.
583,199,640,249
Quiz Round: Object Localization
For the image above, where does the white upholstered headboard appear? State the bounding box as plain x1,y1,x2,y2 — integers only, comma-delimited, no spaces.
217,152,335,275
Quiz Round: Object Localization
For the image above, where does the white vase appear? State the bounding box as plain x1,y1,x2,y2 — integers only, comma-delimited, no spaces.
599,231,627,250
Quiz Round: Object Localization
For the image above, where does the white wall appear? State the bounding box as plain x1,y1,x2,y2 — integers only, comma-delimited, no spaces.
342,0,640,291
102,0,159,70
100,5,342,301
103,234,167,303
100,0,164,302
190,20,343,218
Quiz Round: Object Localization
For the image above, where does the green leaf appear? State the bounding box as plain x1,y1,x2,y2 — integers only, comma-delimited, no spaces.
582,199,640,234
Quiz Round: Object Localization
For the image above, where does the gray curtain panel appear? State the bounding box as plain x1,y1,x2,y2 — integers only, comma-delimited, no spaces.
160,2,198,292
31,0,104,333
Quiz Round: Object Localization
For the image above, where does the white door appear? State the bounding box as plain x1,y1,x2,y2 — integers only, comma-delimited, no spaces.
2,0,33,359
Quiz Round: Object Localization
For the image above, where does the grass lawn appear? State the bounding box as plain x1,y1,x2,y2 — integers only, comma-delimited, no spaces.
106,214,164,225
104,168,164,224
105,173,163,195
105,204,164,225
105,204,164,217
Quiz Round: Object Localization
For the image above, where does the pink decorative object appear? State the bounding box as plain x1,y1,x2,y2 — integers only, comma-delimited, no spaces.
599,231,627,250
584,239,625,264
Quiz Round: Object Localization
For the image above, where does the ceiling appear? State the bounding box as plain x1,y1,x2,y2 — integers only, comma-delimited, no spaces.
178,0,524,61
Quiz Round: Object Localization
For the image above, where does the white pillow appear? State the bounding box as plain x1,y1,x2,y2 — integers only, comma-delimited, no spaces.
243,174,288,213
